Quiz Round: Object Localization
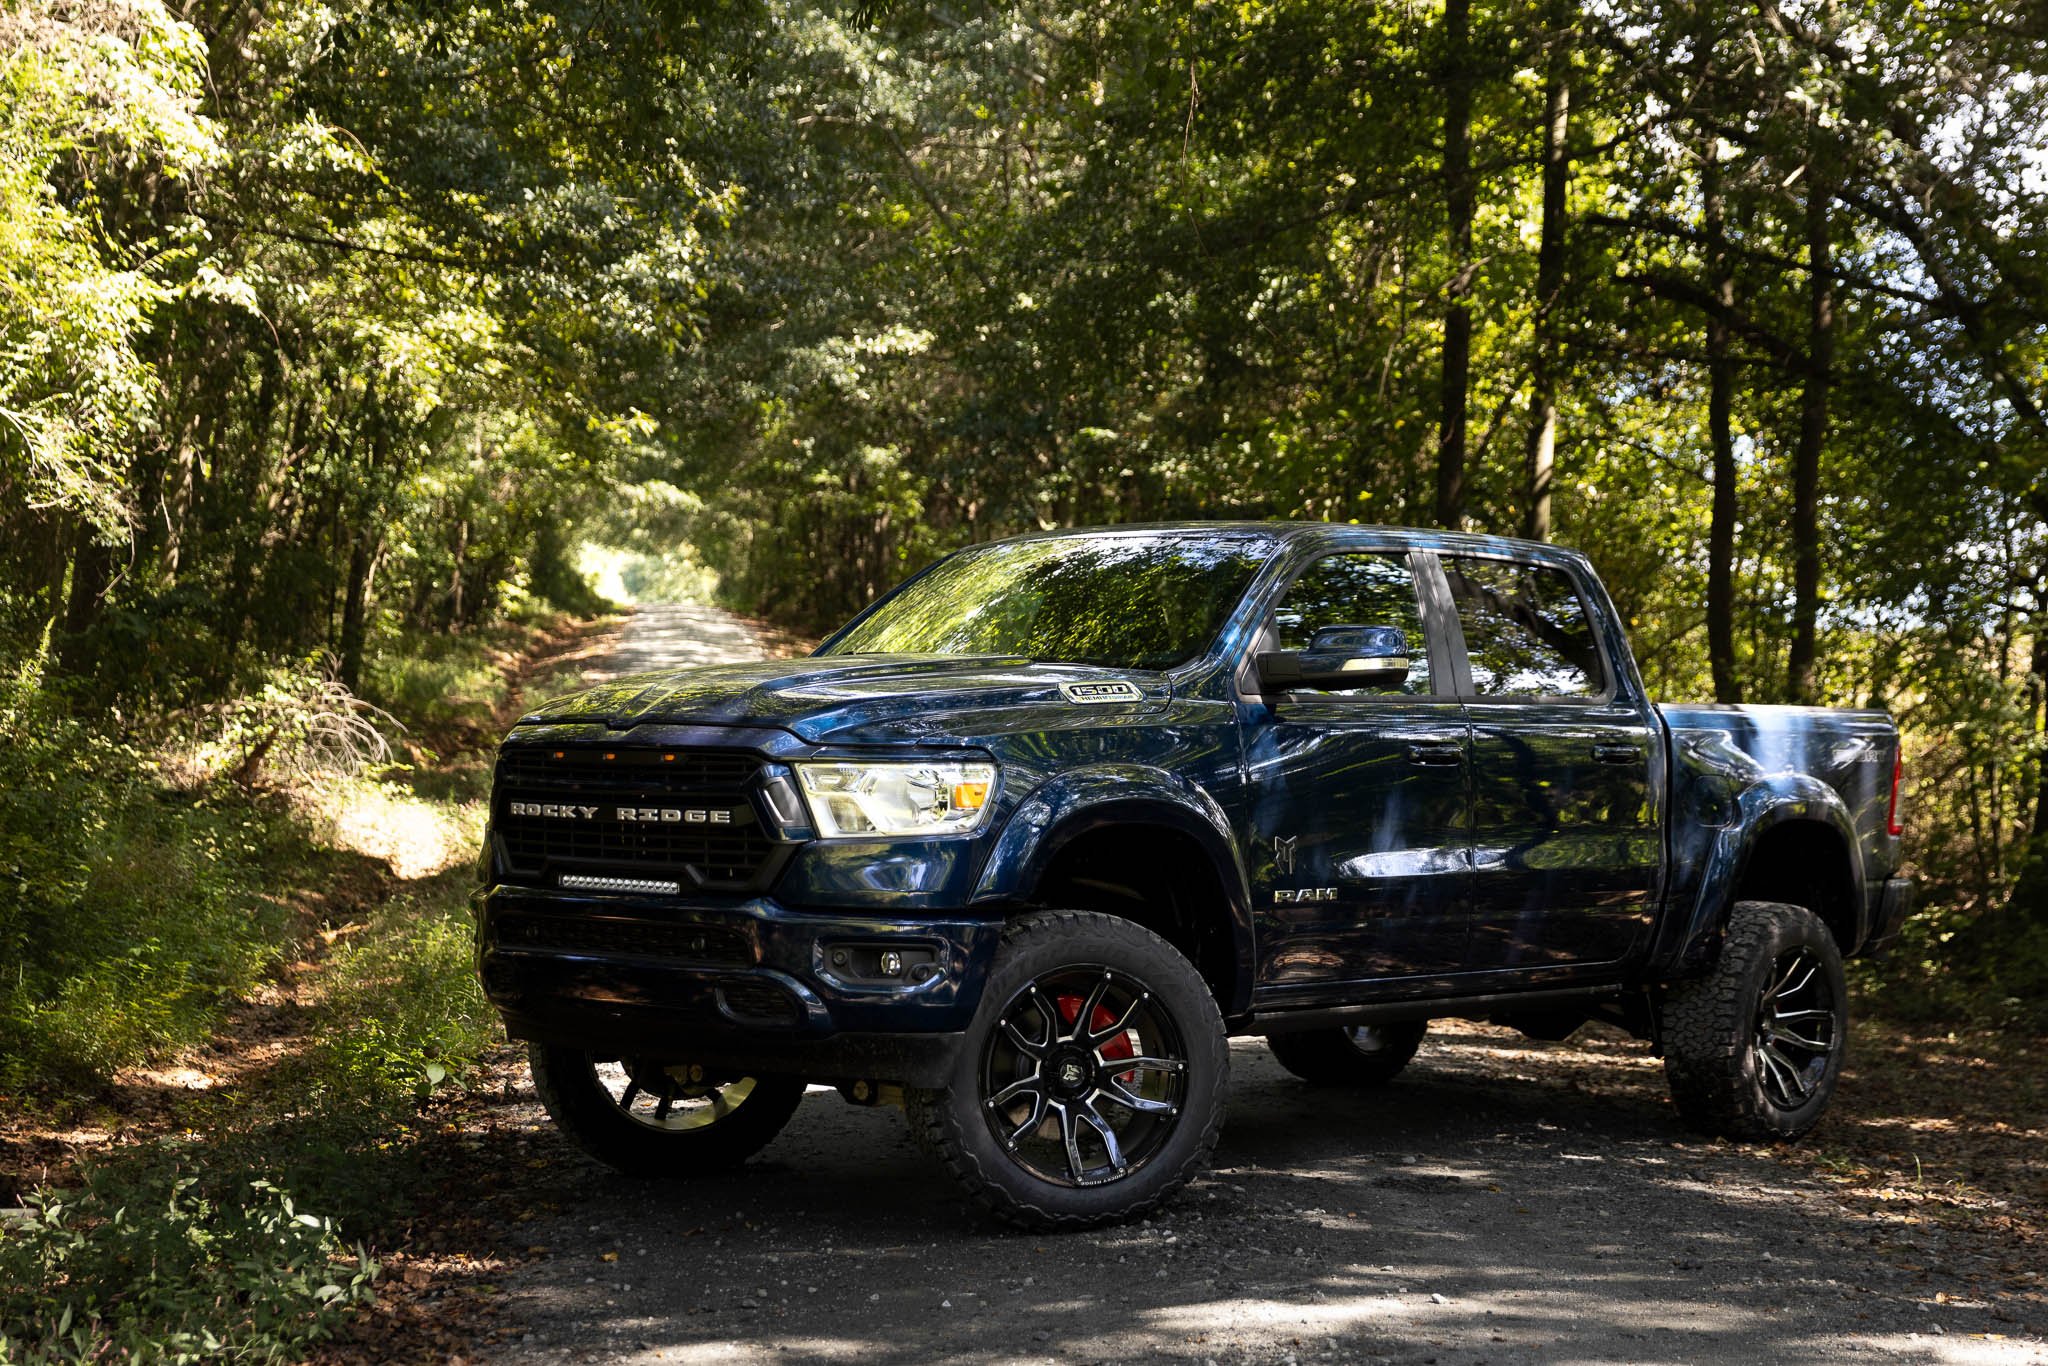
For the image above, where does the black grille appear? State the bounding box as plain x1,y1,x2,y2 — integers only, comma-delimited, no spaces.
496,747,758,795
493,745,779,890
493,912,753,966
716,978,800,1026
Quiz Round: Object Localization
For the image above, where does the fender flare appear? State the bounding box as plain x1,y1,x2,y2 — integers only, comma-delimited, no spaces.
1668,774,1867,973
972,765,1257,1015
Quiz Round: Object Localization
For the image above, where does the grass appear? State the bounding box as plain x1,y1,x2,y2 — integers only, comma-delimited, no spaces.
303,873,500,1109
358,605,611,743
0,611,605,1361
0,680,305,1090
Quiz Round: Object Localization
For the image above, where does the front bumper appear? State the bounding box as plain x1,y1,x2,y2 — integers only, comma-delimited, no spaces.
474,885,1001,1086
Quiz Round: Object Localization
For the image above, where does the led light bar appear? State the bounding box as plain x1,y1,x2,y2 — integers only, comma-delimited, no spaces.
559,873,681,896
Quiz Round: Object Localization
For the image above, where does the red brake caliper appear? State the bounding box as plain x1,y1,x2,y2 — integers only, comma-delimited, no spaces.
1056,994,1136,1064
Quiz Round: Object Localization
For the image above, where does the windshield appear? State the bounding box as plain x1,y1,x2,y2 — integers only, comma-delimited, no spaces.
820,533,1274,670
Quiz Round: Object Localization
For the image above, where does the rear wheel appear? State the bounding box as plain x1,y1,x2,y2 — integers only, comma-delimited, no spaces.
1265,1020,1427,1086
907,911,1228,1231
529,1045,806,1176
1659,900,1847,1140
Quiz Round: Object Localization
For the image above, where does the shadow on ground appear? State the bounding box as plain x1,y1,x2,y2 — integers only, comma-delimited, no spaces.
474,1030,2045,1365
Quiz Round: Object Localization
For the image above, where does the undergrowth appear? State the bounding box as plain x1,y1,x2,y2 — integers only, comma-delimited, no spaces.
359,604,572,736
307,877,500,1106
0,609,572,1360
0,1167,378,1365
0,675,302,1087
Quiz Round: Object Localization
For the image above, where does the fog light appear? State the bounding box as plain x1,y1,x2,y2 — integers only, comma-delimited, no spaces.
821,941,939,983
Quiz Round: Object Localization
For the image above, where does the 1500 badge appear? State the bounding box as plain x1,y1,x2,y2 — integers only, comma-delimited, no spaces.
1060,680,1144,704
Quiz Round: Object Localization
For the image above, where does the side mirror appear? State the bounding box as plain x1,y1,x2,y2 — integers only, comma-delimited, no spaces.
1257,624,1412,694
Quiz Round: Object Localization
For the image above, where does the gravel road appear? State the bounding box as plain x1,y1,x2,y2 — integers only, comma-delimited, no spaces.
482,603,2046,1366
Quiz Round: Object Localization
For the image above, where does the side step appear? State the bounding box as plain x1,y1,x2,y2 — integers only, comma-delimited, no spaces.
1248,983,1626,1036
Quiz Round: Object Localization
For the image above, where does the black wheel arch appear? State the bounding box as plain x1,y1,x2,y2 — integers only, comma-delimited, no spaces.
1656,799,1870,978
980,794,1255,1018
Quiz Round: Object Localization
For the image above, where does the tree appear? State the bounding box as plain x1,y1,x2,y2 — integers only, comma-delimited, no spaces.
1521,0,1571,542
1437,0,1476,531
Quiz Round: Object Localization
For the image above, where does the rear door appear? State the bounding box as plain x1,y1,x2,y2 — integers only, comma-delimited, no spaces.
1241,550,1471,1000
1440,554,1660,975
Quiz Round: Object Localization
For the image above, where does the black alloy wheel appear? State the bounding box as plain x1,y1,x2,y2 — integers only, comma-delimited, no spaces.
1266,1019,1428,1086
1750,947,1839,1110
979,966,1189,1187
1659,899,1849,1140
908,910,1228,1231
530,1044,806,1176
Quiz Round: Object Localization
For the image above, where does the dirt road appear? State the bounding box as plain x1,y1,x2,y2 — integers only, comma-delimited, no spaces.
482,603,2045,1366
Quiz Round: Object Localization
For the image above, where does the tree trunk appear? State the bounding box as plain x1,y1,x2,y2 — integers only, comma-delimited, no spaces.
1704,134,1743,704
2032,615,2048,841
1437,0,1474,531
338,533,378,693
1786,170,1833,704
1522,2,1571,542
450,512,469,629
54,531,116,680
337,377,388,690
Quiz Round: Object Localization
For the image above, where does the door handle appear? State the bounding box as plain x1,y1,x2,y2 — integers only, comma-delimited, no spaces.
1406,741,1465,767
1592,742,1644,765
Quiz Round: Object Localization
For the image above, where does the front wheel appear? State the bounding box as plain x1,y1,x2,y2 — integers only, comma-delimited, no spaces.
907,911,1229,1232
529,1045,806,1176
1659,900,1848,1140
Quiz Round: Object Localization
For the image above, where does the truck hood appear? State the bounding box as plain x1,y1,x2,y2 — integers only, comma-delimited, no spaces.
515,654,1172,744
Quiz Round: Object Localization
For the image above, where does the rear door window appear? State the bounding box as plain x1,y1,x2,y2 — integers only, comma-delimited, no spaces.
1443,558,1607,698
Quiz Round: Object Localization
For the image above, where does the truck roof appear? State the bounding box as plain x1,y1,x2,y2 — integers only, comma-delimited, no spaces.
984,520,1593,565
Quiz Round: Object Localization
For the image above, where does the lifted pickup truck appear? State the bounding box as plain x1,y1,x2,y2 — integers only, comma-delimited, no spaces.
476,524,1913,1230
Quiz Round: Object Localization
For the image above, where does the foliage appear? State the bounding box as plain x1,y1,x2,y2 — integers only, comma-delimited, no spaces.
0,0,217,542
0,674,299,1085
0,1168,377,1364
358,610,552,737
306,887,499,1105
2,0,2047,1025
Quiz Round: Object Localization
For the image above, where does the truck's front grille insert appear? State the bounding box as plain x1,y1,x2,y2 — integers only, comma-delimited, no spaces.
493,745,780,890
493,912,754,966
716,978,800,1026
497,747,759,795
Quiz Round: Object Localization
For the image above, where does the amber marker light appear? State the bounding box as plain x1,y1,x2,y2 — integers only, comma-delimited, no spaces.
951,781,991,811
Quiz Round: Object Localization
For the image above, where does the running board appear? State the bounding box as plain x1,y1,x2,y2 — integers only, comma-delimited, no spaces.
1248,983,1626,1036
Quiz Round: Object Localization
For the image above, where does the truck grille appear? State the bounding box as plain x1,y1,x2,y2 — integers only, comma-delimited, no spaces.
493,745,781,891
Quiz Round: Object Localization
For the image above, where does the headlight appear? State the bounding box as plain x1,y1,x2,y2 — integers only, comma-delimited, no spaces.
796,761,997,838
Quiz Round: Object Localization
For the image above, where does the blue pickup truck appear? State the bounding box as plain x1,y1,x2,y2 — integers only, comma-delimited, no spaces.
475,523,1913,1230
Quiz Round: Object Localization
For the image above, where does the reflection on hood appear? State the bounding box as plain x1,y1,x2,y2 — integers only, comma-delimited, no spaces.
517,654,1171,743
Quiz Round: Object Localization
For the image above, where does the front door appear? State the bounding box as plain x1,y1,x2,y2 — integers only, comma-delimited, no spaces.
1242,551,1471,1001
1440,555,1661,975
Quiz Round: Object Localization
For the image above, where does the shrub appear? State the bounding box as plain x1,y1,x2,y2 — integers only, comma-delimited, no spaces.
0,1166,378,1364
307,886,499,1104
0,675,297,1085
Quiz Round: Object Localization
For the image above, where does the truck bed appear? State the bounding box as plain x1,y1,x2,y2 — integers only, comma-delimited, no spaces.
1656,702,1903,958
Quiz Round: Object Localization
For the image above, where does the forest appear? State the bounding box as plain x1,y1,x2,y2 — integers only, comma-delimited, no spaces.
1,0,2046,1356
